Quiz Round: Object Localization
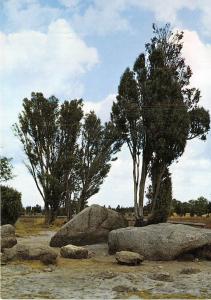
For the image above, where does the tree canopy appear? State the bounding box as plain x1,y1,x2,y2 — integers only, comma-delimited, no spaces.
112,24,210,224
14,92,120,223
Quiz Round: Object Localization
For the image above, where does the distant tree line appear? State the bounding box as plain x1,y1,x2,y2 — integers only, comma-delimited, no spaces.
108,196,211,217
171,197,211,217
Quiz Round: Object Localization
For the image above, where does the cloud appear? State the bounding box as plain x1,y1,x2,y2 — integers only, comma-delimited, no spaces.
69,0,211,36
84,94,115,122
0,19,99,99
2,0,62,32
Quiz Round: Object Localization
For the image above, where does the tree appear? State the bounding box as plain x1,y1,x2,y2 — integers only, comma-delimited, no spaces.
0,156,14,182
1,185,23,225
112,24,210,225
14,92,83,224
14,93,121,223
112,68,144,221
75,112,121,213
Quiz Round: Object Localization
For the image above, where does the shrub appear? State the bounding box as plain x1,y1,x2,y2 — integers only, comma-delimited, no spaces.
1,185,23,225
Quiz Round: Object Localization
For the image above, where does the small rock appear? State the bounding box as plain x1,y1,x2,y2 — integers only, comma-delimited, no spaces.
43,267,53,272
112,285,138,293
149,272,173,282
60,244,88,259
40,253,57,265
115,251,144,266
98,271,117,279
180,268,201,275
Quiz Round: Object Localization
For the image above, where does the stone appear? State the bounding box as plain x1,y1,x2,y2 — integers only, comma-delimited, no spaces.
50,204,128,247
149,272,173,282
115,251,144,265
60,244,88,259
180,268,201,275
2,244,58,264
1,224,17,250
112,286,138,293
108,223,211,260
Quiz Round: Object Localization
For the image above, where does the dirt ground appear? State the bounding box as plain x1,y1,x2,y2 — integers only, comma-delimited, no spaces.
1,230,211,299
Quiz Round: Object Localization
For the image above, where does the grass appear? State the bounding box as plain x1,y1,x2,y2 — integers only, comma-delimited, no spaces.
125,290,210,299
15,216,66,237
169,215,211,229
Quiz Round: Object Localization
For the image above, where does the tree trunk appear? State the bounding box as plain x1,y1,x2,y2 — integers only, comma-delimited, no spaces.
137,154,148,225
133,159,139,221
44,203,50,225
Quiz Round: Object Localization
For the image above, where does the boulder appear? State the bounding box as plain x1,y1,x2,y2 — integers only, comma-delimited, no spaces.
60,245,88,259
50,204,128,247
108,223,211,260
2,244,58,264
115,251,144,265
1,224,17,250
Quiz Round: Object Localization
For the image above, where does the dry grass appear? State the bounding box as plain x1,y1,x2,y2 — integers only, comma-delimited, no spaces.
169,215,211,229
15,216,66,237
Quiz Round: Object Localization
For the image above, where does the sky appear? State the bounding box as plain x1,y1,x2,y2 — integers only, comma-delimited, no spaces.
0,0,211,208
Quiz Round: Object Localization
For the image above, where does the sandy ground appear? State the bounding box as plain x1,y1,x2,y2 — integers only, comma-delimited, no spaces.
1,231,211,299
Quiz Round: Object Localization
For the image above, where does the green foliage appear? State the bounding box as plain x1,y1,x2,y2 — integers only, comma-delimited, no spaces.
76,112,121,212
148,168,172,224
1,185,23,225
112,23,210,224
171,197,210,216
0,156,14,182
14,92,120,223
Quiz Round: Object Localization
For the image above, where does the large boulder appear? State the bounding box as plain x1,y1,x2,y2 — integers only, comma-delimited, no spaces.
108,223,211,260
1,224,17,250
50,204,128,247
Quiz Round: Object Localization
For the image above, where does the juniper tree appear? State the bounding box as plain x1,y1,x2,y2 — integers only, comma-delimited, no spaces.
112,24,210,225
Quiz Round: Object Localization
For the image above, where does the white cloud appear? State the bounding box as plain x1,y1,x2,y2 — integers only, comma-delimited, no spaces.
71,0,130,36
2,0,62,32
84,94,115,122
0,19,99,98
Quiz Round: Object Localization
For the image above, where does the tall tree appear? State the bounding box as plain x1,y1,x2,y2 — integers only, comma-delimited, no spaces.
14,93,121,223
111,69,144,220
76,111,121,213
14,93,83,224
112,24,210,225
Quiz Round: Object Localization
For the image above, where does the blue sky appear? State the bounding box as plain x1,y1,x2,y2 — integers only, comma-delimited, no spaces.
1,0,211,207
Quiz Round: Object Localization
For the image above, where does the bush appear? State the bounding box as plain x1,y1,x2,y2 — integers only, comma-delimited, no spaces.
1,185,23,225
